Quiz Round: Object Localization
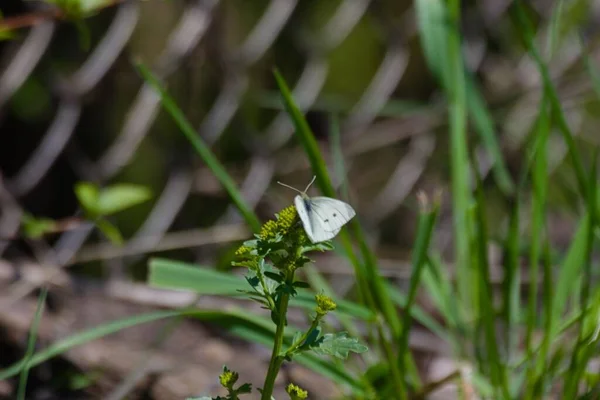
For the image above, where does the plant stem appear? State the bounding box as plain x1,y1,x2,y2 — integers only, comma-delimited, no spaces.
261,290,291,400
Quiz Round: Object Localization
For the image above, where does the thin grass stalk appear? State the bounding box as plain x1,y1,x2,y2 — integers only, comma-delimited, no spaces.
136,63,262,233
523,98,551,397
397,193,440,383
17,287,48,400
563,149,598,397
446,0,473,324
511,1,587,198
472,166,510,398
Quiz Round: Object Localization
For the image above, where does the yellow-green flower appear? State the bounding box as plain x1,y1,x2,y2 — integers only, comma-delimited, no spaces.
235,244,252,256
315,293,337,316
286,383,308,399
219,367,239,388
259,219,279,241
258,205,299,241
276,205,298,235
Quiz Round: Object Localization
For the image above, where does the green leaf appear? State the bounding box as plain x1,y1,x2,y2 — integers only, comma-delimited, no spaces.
95,218,123,245
300,241,334,254
96,183,152,216
310,332,368,360
74,182,100,216
264,271,284,283
293,281,310,289
236,383,252,394
21,213,57,239
300,326,322,349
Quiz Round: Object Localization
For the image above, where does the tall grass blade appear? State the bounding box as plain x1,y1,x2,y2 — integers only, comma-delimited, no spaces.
445,0,474,327
524,98,551,395
415,0,514,195
16,287,47,400
511,1,587,198
273,69,418,396
0,310,186,380
397,193,440,375
563,149,598,397
503,195,521,365
136,62,261,233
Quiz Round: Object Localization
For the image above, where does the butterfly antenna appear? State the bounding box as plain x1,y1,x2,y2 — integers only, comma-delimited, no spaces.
303,176,316,193
277,181,303,194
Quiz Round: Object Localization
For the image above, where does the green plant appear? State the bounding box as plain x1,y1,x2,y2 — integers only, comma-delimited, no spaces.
151,204,367,399
74,181,152,245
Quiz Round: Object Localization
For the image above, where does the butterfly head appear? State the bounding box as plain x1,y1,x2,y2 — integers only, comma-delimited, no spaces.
277,176,316,199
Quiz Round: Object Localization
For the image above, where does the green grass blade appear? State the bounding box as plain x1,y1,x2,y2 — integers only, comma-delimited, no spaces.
464,77,514,194
273,69,334,195
524,99,551,395
397,193,440,373
446,0,473,324
17,287,48,400
273,69,418,396
546,0,566,58
273,69,374,312
148,258,375,321
511,1,587,198
136,62,261,233
503,195,521,364
421,253,463,339
415,0,514,195
563,149,598,397
546,212,590,343
473,166,510,398
0,310,185,380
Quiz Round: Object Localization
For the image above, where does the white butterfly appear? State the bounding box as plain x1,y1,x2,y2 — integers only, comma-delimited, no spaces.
278,176,356,243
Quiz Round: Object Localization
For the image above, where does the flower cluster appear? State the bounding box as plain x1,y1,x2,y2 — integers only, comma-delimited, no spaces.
286,383,308,400
234,204,313,274
258,205,301,241
315,293,337,317
219,367,239,389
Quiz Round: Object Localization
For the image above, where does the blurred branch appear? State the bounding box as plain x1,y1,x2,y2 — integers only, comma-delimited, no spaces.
0,0,125,31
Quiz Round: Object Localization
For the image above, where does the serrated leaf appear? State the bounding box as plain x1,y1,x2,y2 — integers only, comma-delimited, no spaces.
310,332,368,359
236,383,252,394
301,241,334,253
96,183,152,216
245,275,260,288
300,326,322,350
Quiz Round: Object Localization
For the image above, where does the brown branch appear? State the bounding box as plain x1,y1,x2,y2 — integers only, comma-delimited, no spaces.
0,0,127,31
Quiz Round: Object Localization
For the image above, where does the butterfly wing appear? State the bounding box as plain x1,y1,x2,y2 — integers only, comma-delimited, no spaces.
294,195,315,240
305,197,356,242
